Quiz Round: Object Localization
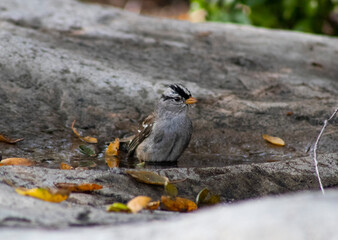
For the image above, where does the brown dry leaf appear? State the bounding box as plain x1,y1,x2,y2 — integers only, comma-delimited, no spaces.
105,156,119,168
127,196,152,213
161,196,198,212
15,187,69,203
0,134,24,144
106,139,120,156
126,170,169,185
146,201,160,211
60,162,74,170
54,182,102,192
0,158,34,166
262,134,285,146
71,120,98,144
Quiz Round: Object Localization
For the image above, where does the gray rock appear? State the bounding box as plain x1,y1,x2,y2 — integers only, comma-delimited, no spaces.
1,190,338,240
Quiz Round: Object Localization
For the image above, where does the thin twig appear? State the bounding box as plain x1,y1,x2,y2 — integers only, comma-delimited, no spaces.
313,107,338,195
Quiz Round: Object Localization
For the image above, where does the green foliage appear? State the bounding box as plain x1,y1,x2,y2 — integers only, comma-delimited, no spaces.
190,0,338,35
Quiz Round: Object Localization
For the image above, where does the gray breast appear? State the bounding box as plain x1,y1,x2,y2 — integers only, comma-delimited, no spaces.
136,115,192,162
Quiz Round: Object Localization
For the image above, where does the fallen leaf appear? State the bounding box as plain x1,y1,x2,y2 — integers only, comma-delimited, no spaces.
106,202,131,213
207,195,221,205
105,156,119,168
0,158,34,166
262,134,285,146
15,187,69,203
161,196,197,212
135,162,145,168
79,145,96,156
196,188,220,207
127,196,152,213
106,139,120,156
72,120,98,143
311,62,323,68
126,170,169,185
0,134,24,144
60,162,74,170
105,139,120,168
54,182,102,192
146,201,160,211
196,188,209,205
165,182,178,198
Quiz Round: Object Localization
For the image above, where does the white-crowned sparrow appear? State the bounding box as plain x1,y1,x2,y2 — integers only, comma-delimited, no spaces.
127,84,197,162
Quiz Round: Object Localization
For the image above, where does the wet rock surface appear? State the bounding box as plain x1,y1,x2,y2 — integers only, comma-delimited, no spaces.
0,0,337,237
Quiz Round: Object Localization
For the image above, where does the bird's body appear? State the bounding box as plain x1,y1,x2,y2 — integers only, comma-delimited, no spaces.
127,84,196,162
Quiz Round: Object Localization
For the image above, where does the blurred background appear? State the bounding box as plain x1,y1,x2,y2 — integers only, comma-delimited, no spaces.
82,0,338,36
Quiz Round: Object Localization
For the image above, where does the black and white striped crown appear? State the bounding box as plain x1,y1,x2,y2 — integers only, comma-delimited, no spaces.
168,84,191,100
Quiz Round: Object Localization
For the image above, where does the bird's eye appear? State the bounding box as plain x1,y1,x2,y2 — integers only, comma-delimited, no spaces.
174,98,180,102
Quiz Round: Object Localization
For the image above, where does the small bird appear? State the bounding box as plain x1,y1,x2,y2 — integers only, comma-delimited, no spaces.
127,84,197,162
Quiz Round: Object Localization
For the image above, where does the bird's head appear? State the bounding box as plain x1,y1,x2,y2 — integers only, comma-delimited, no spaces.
157,84,197,114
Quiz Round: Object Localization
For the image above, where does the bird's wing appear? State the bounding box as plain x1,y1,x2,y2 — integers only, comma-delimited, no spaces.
127,114,155,157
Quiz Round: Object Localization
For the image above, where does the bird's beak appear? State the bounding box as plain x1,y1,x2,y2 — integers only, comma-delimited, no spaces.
185,97,197,104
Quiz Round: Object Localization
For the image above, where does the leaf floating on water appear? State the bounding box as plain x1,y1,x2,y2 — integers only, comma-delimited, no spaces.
146,201,160,211
164,182,178,198
54,182,102,192
105,139,120,168
106,202,131,213
79,145,96,156
126,170,169,185
161,196,197,212
71,120,98,144
15,187,69,203
196,188,220,207
0,158,34,166
105,156,119,168
106,139,120,156
127,196,152,213
262,134,285,146
60,162,74,170
0,134,24,144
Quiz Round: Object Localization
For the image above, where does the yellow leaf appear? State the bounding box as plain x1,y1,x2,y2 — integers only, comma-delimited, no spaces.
60,162,74,170
262,134,285,146
0,134,24,144
15,188,69,203
106,202,131,213
127,196,152,213
71,120,98,144
54,182,102,192
161,196,198,212
81,136,98,144
196,188,220,207
0,158,34,166
164,182,178,198
126,170,169,185
106,139,120,156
